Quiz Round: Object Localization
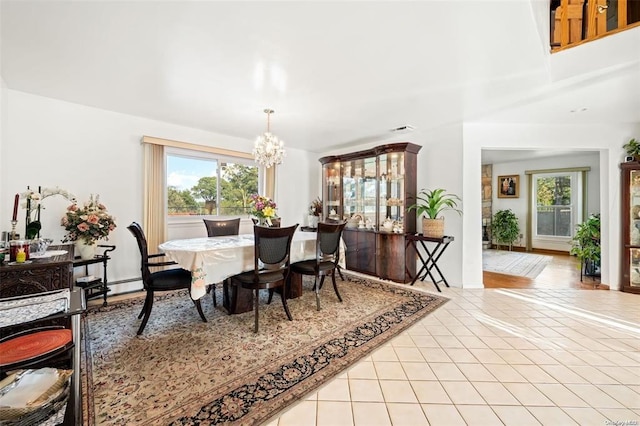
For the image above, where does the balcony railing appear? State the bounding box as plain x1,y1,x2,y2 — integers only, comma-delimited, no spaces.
551,0,640,51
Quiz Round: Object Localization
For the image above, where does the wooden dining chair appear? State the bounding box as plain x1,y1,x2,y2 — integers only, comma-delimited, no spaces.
230,224,298,332
203,218,241,306
127,222,207,335
290,221,346,310
203,218,241,237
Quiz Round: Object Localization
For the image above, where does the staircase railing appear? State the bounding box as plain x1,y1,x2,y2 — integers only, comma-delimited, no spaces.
551,0,640,51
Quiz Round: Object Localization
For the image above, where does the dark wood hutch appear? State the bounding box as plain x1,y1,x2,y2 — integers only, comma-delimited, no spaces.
319,142,421,283
620,161,640,294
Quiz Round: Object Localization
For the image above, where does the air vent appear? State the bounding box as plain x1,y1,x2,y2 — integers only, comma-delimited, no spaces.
390,125,416,133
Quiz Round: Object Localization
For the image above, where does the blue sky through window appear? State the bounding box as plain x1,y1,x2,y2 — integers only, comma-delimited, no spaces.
167,155,218,191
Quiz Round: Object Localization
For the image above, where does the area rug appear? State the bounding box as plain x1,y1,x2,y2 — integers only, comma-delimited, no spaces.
482,249,552,279
81,274,448,425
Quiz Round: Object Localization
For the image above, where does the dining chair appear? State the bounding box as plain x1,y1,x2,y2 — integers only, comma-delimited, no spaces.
230,224,298,332
290,221,347,311
127,222,207,335
203,218,241,307
203,218,241,237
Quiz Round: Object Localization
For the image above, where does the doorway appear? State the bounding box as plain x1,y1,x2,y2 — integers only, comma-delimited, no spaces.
480,149,601,286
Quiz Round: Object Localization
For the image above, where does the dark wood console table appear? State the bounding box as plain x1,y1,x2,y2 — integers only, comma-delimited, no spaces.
0,244,74,298
405,234,454,292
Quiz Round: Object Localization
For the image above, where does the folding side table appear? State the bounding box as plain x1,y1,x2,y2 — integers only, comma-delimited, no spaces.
405,234,454,292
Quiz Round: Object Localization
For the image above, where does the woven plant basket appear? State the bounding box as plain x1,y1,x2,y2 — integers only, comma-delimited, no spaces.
422,217,444,238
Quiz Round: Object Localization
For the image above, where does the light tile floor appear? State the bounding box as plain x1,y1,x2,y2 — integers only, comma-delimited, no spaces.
268,282,640,426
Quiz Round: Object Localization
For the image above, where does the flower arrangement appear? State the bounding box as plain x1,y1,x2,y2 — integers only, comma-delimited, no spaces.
61,194,116,244
309,197,322,217
249,194,277,226
21,186,76,239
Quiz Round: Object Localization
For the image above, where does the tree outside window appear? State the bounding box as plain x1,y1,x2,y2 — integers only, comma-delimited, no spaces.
167,153,259,217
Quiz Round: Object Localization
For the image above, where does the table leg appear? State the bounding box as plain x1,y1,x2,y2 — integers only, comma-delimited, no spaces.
408,240,430,286
223,278,253,314
427,242,451,288
418,241,442,292
102,257,109,307
287,272,304,299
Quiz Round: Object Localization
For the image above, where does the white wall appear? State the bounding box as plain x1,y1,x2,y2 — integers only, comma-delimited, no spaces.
1,90,315,294
463,122,640,291
4,90,638,294
316,125,465,288
490,152,600,251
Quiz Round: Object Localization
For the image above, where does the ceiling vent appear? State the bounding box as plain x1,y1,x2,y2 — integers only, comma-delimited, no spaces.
390,125,416,133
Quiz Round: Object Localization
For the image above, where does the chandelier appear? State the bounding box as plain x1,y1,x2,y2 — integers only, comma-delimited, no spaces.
253,108,285,168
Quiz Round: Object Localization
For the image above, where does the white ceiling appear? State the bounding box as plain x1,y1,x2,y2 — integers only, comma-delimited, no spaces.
2,1,639,154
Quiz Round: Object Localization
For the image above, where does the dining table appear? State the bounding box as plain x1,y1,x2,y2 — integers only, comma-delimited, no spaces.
158,231,320,303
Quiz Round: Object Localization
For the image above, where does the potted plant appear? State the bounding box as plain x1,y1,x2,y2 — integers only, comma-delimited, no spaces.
408,188,462,238
492,209,519,250
570,213,601,277
623,138,640,160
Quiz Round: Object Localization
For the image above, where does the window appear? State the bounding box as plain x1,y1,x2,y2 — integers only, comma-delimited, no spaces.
533,172,580,238
166,148,259,218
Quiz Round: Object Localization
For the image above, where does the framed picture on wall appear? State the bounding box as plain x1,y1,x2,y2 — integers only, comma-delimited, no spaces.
497,174,519,198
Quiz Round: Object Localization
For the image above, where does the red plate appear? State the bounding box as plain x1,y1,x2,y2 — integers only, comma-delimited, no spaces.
0,329,72,366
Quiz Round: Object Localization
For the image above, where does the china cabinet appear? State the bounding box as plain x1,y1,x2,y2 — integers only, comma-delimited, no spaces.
319,142,421,282
620,161,640,294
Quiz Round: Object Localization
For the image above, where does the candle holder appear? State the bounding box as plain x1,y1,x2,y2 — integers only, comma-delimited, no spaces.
10,220,18,240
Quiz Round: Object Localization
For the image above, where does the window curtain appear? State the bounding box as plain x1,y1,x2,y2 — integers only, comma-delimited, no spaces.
265,166,276,199
140,135,258,248
143,142,165,253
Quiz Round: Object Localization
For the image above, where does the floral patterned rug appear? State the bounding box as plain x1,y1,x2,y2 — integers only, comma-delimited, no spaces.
81,274,448,425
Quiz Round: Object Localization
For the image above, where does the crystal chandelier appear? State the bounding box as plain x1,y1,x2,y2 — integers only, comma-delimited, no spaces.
253,108,285,168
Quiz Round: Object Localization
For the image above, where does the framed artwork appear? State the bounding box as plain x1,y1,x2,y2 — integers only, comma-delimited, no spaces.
497,174,519,198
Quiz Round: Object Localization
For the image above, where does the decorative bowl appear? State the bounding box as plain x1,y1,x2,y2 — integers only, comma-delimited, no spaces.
30,238,53,257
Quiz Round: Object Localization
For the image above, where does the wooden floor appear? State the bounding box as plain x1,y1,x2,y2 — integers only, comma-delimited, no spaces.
483,250,606,290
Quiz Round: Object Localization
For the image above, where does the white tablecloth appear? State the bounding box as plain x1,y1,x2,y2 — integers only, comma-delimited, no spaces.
159,232,318,300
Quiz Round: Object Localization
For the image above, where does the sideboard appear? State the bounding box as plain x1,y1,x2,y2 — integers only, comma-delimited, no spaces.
0,244,74,297
319,142,421,283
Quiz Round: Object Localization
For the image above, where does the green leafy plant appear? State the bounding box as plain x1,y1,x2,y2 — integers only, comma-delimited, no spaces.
407,188,462,219
492,209,519,250
570,213,601,274
623,138,640,158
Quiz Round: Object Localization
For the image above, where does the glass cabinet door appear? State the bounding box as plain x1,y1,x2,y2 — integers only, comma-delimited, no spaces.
378,152,405,229
323,162,341,220
629,169,640,288
630,249,640,288
342,156,377,226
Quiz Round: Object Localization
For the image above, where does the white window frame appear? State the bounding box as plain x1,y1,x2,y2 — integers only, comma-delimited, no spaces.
531,171,582,245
